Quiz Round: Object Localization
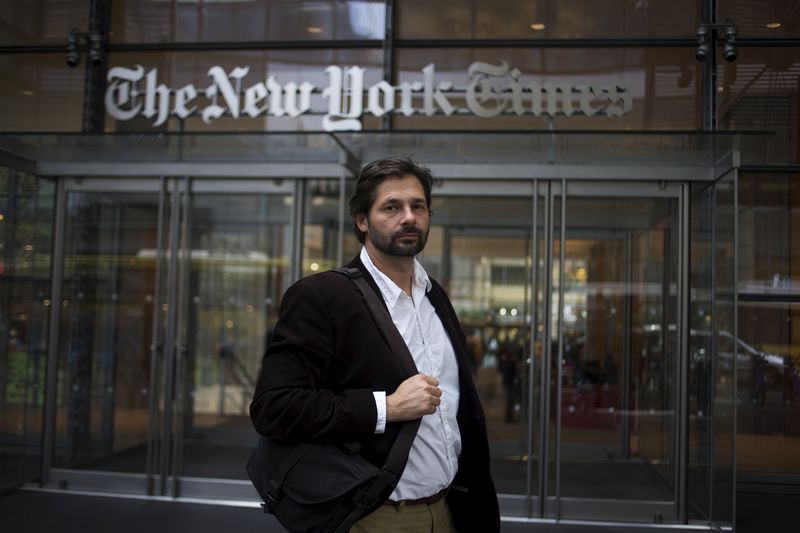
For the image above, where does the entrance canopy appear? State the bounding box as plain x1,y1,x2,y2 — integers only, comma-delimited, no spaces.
0,131,761,181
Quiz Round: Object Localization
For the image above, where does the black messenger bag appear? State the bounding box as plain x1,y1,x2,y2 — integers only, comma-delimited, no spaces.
247,423,418,533
246,267,421,533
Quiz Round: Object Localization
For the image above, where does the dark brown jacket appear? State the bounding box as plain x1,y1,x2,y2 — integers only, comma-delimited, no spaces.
250,256,500,532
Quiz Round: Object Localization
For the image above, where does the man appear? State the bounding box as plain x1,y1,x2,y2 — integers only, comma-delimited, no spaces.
250,156,500,532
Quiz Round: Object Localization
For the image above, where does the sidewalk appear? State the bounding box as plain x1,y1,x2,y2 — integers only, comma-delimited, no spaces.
2,487,798,533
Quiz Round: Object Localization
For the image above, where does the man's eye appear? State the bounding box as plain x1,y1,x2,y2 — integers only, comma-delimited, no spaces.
384,205,399,212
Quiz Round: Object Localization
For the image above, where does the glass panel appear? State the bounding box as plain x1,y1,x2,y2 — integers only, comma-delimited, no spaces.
738,172,800,291
55,190,160,472
719,1,800,38
111,0,385,43
394,48,700,130
181,190,291,479
556,191,679,516
397,0,699,39
104,50,383,132
712,174,736,527
719,48,800,165
737,302,800,472
688,175,737,527
303,179,343,277
0,54,84,132
0,1,88,45
688,182,713,520
417,192,536,502
0,169,55,488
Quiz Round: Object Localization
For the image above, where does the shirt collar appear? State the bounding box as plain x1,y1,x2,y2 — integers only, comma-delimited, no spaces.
360,247,431,309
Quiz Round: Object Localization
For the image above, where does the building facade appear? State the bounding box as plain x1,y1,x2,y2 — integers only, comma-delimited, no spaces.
0,1,798,531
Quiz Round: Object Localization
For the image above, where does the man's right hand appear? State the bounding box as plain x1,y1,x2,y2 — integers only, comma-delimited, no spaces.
386,374,442,422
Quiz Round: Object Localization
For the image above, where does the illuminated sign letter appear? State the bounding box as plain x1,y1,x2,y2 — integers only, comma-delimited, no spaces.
466,61,510,118
105,65,145,121
203,66,249,123
322,65,365,131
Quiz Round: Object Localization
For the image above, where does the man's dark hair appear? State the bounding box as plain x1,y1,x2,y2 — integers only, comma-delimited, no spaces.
349,156,434,244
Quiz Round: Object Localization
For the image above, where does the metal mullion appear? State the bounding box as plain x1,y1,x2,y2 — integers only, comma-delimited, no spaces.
337,170,346,266
709,179,718,524
40,178,67,486
732,169,739,531
159,178,182,495
622,231,632,459
537,181,552,518
554,178,566,519
171,177,192,497
381,0,395,131
145,177,167,495
677,183,690,522
291,180,306,282
525,179,538,518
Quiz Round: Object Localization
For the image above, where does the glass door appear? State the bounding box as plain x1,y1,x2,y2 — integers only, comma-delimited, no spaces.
53,178,164,492
48,176,345,498
174,179,293,498
423,179,685,524
548,181,682,523
418,180,539,516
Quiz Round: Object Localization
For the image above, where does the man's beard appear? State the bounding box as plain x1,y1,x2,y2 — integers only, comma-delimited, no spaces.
367,224,428,257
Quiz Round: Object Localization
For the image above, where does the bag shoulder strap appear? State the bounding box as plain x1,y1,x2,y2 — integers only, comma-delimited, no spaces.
334,267,418,377
333,266,421,476
332,266,423,532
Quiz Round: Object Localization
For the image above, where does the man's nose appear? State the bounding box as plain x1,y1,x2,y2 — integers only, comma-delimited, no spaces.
399,205,416,223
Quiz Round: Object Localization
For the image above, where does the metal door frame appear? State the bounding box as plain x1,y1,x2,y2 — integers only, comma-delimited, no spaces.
39,176,301,500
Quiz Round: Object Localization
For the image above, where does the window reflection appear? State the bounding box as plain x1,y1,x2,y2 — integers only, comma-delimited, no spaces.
397,0,699,39
719,48,800,165
111,0,386,43
394,48,699,130
738,172,800,289
737,303,800,473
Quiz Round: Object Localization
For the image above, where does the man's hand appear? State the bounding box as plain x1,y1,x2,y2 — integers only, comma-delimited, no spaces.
386,374,442,422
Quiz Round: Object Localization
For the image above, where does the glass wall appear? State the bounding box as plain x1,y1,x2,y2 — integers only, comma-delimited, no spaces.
0,1,88,45
0,54,84,132
737,171,800,475
0,168,55,490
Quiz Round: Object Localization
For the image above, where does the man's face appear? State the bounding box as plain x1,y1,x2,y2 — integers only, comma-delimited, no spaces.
355,175,430,257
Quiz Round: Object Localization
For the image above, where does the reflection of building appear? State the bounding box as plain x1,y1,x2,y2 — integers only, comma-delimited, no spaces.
0,2,798,531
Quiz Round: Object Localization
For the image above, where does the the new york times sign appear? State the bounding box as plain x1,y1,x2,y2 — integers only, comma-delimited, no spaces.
105,61,633,131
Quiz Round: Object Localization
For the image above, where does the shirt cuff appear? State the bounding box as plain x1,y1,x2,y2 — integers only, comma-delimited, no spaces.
373,391,387,434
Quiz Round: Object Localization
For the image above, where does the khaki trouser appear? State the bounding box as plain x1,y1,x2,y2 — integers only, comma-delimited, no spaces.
349,498,456,533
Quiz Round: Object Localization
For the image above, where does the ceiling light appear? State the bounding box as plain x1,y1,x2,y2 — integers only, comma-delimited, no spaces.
766,22,781,29
307,26,323,34
530,23,545,31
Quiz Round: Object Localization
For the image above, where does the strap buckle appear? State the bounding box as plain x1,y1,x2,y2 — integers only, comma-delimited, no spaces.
262,492,278,514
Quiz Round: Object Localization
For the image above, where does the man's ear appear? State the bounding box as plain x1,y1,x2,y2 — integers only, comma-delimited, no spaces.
354,213,369,233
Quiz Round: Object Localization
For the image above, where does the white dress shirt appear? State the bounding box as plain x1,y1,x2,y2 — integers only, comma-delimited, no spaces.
360,247,462,501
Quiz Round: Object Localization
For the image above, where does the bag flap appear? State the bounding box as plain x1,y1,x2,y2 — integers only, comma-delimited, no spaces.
248,437,383,505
